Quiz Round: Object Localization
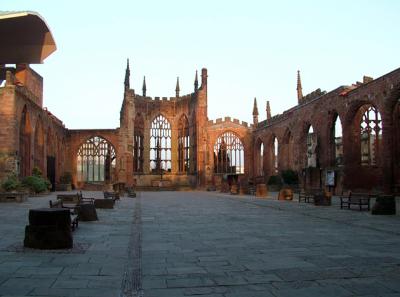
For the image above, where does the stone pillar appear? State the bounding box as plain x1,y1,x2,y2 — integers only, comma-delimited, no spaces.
171,121,178,174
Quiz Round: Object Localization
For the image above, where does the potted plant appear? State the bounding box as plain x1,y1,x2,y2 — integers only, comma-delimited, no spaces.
58,172,72,191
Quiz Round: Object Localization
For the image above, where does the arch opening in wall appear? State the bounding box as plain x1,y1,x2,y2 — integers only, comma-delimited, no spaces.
150,114,171,173
306,125,318,168
273,136,279,174
133,114,144,173
214,131,244,174
332,114,343,166
255,138,264,177
359,105,382,166
19,106,32,177
77,136,116,183
178,115,190,173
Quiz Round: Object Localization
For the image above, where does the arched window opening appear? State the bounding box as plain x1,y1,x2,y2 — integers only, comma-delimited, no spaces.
258,142,264,176
150,115,171,173
33,119,45,173
360,105,382,166
133,114,144,172
178,115,190,173
333,115,343,166
307,125,317,167
19,107,31,177
77,136,116,182
273,137,279,173
214,132,244,174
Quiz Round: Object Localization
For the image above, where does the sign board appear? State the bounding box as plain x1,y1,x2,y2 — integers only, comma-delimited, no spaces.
325,170,335,186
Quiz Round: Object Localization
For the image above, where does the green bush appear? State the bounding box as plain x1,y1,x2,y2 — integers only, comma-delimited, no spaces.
267,175,282,185
32,166,43,177
281,169,299,185
22,175,50,193
1,174,21,192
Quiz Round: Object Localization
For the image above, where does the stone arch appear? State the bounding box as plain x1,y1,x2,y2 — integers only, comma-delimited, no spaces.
178,114,190,173
272,135,279,174
76,136,117,183
330,111,343,166
213,131,245,174
300,122,318,169
19,105,32,177
254,137,264,177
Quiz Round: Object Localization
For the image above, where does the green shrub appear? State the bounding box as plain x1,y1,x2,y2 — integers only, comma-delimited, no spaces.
1,174,21,192
267,175,282,185
32,166,42,177
22,175,50,193
281,169,299,185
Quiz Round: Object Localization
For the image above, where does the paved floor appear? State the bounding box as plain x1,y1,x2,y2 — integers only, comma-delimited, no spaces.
0,191,400,297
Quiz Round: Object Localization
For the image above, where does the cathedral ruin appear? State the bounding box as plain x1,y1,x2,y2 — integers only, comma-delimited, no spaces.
1,11,400,194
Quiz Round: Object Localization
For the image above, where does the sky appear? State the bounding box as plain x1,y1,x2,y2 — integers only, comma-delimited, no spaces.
2,0,400,129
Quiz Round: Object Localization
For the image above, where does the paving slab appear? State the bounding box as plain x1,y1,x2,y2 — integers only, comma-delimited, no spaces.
1,190,400,296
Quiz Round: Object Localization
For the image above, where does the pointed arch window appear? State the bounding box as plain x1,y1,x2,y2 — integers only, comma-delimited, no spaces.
133,114,144,172
273,137,279,173
214,132,244,174
258,142,264,176
77,136,116,182
150,115,171,173
360,105,382,166
333,114,343,166
178,115,190,172
307,125,318,167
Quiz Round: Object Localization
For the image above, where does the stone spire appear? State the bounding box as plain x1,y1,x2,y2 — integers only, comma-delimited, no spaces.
297,70,303,104
266,100,271,120
175,77,180,97
142,76,146,97
124,58,130,90
252,97,259,125
194,70,199,91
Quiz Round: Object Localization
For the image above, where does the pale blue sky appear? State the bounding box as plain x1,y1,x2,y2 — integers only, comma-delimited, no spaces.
3,0,400,128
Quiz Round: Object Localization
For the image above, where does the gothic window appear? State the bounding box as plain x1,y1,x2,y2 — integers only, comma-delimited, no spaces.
19,106,31,177
77,136,116,182
333,114,343,166
360,105,382,166
273,137,279,173
150,115,171,173
307,125,317,167
178,115,190,172
214,131,244,174
258,141,264,176
133,114,144,172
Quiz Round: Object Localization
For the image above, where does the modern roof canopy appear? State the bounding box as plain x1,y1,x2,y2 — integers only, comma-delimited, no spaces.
0,11,56,64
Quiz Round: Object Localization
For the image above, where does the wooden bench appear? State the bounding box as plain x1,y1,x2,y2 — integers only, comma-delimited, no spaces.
49,199,79,231
57,192,94,208
340,191,371,211
298,188,321,203
103,191,119,202
126,187,137,198
0,192,28,202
